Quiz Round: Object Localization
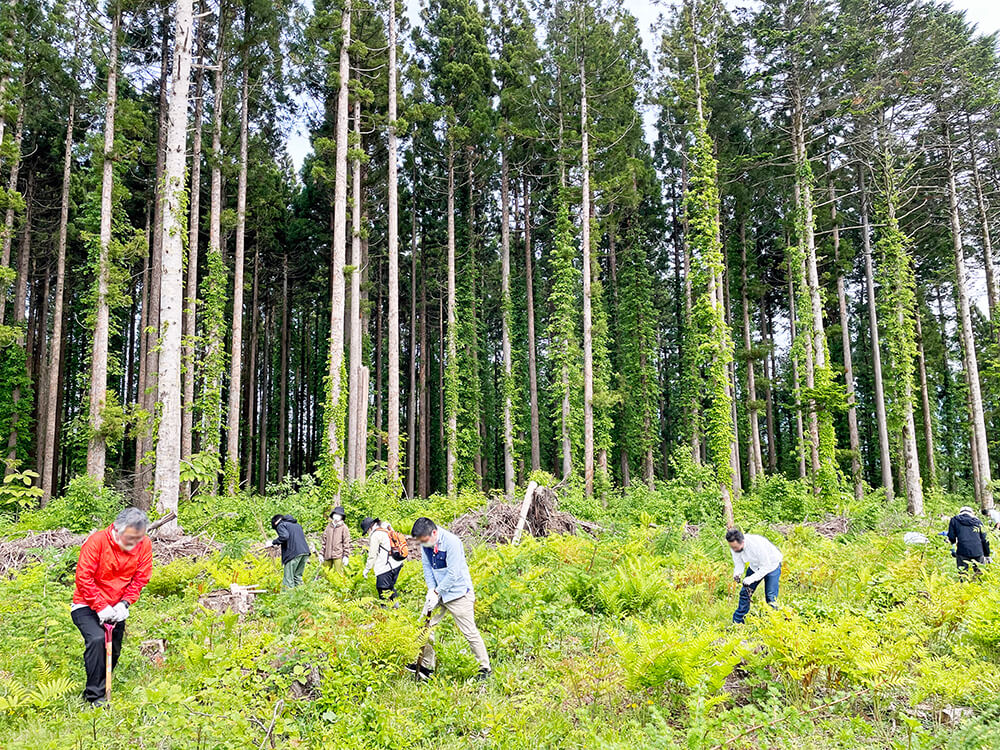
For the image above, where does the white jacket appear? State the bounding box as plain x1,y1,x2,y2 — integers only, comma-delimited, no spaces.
731,534,783,585
364,524,404,577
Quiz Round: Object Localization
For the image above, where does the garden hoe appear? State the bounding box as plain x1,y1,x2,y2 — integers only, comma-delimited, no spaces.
103,622,115,703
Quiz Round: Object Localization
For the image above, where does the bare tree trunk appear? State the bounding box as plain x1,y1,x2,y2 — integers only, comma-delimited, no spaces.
789,274,807,479
762,298,777,473
153,0,194,536
225,58,249,493
42,96,75,504
11,175,31,327
523,179,541,472
438,291,444,453
137,13,170,504
946,128,994,509
182,5,205,499
830,169,863,500
445,142,457,497
580,54,595,497
257,299,269,494
243,247,260,484
967,116,998,324
914,308,936,487
86,7,120,483
406,186,418,498
277,253,289,480
500,149,515,498
347,92,363,482
385,0,400,483
739,221,763,481
860,168,893,498
419,262,429,498
325,0,351,500
134,220,150,482
466,157,484,489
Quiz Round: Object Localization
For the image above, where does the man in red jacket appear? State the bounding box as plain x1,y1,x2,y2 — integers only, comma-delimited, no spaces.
71,507,153,705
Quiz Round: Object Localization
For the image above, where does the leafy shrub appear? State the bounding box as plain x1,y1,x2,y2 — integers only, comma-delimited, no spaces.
0,466,43,520
15,474,124,532
735,474,814,524
342,473,484,533
616,622,744,693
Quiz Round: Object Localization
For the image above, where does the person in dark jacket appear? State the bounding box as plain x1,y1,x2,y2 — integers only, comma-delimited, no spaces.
947,506,991,577
271,514,310,589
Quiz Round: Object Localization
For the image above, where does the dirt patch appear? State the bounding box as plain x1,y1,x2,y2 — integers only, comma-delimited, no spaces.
0,527,220,576
775,516,849,540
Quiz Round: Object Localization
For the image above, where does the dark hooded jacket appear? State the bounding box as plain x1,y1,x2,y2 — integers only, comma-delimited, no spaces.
947,513,991,559
271,515,310,564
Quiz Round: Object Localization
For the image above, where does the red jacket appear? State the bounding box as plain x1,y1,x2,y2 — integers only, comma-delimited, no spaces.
72,525,153,612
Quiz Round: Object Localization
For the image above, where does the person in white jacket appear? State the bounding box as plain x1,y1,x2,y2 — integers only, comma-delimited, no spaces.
360,517,404,603
726,528,783,623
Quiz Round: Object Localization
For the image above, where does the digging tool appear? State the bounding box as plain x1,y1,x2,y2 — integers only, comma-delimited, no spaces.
412,613,433,681
103,622,115,703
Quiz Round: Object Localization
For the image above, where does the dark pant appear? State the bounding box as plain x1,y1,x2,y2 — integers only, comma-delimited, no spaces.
957,554,985,577
733,565,781,624
376,566,401,600
71,607,125,702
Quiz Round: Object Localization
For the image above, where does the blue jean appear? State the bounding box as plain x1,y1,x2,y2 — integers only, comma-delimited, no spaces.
733,565,780,623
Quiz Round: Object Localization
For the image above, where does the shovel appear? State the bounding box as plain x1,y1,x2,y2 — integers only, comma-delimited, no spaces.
412,613,434,681
103,622,115,702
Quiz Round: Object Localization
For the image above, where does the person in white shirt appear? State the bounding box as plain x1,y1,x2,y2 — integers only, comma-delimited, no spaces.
726,528,783,623
360,517,405,604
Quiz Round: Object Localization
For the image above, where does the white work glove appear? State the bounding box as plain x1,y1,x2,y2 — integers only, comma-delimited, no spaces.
421,589,441,617
97,606,116,623
342,556,350,566
362,569,369,579
113,602,129,622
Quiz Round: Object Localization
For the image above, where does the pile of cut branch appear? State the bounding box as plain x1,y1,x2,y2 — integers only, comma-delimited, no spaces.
0,513,219,576
450,484,593,545
0,529,86,576
775,516,849,540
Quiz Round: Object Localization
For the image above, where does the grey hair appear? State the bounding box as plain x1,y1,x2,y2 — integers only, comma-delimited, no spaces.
114,507,149,533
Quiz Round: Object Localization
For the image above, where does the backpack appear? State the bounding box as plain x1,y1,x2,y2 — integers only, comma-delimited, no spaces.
378,527,409,562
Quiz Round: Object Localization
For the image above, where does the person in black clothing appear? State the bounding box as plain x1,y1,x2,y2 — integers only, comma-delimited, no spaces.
947,506,991,577
271,514,311,589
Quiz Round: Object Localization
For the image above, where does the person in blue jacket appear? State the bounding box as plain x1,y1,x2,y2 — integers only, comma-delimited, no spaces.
406,517,491,681
270,514,310,589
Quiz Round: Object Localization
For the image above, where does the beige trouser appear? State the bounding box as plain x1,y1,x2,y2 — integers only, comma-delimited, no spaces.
419,593,490,671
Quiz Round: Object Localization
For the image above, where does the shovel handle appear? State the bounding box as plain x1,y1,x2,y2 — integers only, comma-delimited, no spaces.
104,622,114,702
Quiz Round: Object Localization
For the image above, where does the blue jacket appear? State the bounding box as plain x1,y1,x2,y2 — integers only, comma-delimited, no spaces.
421,527,474,603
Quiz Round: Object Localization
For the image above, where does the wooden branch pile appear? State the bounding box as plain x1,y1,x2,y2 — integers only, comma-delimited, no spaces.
0,517,219,576
0,529,86,576
450,483,589,545
776,516,849,540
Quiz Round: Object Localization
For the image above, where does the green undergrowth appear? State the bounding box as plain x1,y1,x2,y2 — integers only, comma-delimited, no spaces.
2,486,1000,748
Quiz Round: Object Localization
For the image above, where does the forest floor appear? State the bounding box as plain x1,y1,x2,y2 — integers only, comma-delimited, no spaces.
0,486,999,749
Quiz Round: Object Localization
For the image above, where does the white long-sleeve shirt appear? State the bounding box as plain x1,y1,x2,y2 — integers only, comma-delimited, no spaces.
731,534,783,585
363,524,404,577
